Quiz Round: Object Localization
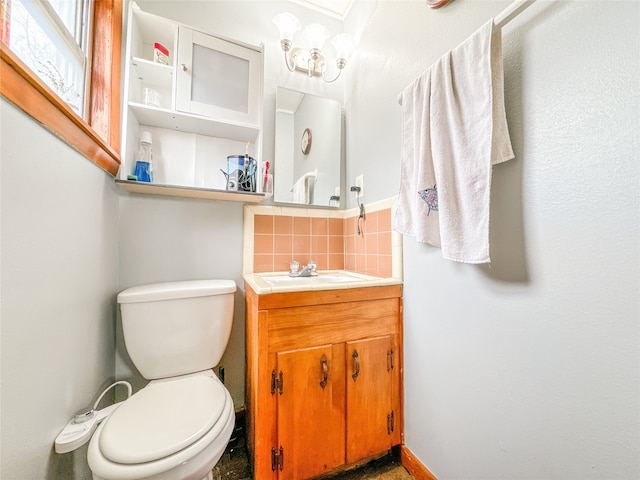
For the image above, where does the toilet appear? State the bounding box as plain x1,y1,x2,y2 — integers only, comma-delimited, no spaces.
87,279,237,480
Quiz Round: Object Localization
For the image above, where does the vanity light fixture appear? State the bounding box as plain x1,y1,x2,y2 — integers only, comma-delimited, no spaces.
273,12,354,83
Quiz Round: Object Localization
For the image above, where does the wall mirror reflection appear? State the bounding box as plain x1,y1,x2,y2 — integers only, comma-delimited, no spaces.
274,87,342,207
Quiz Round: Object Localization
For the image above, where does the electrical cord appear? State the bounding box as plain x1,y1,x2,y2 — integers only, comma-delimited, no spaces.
350,186,366,236
357,203,365,236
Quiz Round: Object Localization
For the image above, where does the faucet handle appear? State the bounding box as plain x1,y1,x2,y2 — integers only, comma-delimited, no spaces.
289,260,300,275
307,260,316,273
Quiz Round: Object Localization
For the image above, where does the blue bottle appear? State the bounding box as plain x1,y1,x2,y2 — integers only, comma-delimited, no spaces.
133,131,153,182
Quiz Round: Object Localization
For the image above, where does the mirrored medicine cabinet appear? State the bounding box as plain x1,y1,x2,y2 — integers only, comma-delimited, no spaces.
274,87,343,208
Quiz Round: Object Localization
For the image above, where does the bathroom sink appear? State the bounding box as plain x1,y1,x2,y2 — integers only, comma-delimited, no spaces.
258,272,364,286
246,270,401,294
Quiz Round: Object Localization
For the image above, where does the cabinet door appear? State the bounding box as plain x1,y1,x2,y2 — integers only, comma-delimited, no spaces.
346,336,395,463
176,26,261,126
276,344,345,479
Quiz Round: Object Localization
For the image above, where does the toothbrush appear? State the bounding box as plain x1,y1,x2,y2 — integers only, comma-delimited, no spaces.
263,161,270,191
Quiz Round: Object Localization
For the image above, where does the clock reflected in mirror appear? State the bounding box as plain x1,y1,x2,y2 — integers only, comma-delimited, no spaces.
301,128,312,155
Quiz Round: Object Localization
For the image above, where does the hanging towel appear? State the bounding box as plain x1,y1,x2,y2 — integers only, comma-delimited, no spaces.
292,172,315,204
394,19,514,264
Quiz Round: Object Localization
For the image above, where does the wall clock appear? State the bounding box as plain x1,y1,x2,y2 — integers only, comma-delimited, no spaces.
301,128,312,155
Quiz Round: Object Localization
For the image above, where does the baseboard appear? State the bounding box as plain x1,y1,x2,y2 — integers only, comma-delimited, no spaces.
399,445,438,480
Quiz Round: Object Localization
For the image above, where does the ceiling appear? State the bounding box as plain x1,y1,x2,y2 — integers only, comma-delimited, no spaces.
289,0,356,19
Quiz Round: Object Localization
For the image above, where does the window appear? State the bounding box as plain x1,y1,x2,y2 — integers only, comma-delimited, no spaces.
7,0,91,115
0,0,121,176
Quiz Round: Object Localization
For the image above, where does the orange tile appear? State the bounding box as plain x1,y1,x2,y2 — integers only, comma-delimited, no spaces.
251,210,395,277
274,254,293,272
378,255,393,277
254,215,274,234
311,217,328,235
314,254,328,270
378,208,392,232
328,235,344,255
329,253,345,270
355,234,365,255
254,254,274,273
293,216,311,235
365,210,378,234
254,234,273,255
365,255,378,276
329,218,343,236
344,216,358,237
312,236,328,254
365,231,378,256
293,235,311,257
345,235,355,256
275,216,293,234
377,232,392,256
344,254,355,270
274,234,293,254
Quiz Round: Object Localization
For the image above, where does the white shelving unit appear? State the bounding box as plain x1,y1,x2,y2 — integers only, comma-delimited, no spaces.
119,3,265,202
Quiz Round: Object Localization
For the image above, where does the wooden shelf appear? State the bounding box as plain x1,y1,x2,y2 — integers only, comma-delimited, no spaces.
128,102,260,142
116,179,265,202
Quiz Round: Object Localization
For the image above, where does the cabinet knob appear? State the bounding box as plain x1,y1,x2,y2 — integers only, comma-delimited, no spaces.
180,63,188,72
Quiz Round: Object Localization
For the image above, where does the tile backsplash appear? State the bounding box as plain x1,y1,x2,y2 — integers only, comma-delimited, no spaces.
344,208,393,277
253,215,345,272
243,197,402,279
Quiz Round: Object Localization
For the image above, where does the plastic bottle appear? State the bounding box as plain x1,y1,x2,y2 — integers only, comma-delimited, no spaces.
133,131,153,182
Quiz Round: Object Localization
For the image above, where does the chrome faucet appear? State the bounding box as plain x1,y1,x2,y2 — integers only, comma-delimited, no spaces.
289,260,317,277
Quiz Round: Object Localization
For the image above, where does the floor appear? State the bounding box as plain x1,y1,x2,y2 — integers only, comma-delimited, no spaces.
212,418,413,480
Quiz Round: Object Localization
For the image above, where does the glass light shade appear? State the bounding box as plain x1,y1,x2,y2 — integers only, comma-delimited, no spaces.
304,23,331,51
331,33,354,60
273,12,301,42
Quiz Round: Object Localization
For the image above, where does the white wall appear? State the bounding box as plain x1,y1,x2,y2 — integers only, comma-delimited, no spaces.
0,100,120,479
116,195,248,405
346,1,639,478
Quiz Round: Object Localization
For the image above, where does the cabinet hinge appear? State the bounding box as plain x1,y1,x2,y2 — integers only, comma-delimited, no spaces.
271,370,283,395
271,446,284,471
387,410,395,435
387,349,394,371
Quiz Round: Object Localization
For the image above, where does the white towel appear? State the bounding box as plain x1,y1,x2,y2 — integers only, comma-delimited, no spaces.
394,19,514,263
292,172,314,204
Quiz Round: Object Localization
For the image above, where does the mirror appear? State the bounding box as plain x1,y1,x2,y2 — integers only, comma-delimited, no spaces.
274,87,342,207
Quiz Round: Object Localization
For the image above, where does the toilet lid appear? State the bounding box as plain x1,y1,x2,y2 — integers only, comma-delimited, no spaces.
99,375,227,464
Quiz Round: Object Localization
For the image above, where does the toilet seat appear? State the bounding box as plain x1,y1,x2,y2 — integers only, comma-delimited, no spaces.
88,372,234,480
100,374,226,464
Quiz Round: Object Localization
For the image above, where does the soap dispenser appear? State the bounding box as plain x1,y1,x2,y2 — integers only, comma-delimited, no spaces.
133,131,153,182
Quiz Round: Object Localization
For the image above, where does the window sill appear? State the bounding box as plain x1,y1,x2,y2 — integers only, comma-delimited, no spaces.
0,43,121,177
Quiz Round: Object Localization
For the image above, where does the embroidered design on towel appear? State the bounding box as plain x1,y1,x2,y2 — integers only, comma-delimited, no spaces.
418,185,438,215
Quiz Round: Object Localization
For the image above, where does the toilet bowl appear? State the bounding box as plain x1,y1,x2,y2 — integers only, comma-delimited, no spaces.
87,280,237,480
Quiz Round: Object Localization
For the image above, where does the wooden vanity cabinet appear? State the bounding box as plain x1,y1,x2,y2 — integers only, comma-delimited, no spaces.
245,284,403,480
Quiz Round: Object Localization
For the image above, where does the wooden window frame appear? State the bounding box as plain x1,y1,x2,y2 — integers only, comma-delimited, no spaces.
0,0,122,176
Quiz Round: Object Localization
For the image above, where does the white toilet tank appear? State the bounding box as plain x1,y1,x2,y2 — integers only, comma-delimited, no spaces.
117,280,236,380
